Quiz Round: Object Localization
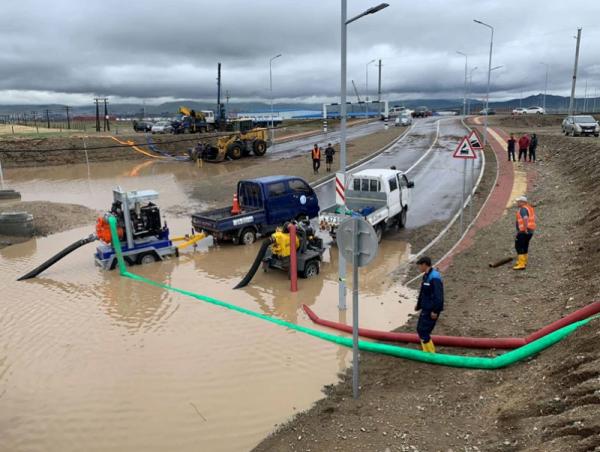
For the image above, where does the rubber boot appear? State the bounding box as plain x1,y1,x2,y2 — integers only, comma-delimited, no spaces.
426,340,436,353
513,254,526,270
523,254,528,269
420,341,428,352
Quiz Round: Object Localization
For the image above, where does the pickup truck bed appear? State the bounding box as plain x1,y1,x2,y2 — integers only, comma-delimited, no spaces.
319,191,389,234
192,207,265,234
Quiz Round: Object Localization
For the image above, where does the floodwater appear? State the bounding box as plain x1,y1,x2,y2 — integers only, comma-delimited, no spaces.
0,160,417,452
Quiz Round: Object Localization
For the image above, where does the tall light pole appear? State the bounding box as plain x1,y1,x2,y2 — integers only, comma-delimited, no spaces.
569,28,582,115
456,51,468,116
539,62,549,112
468,66,478,115
339,2,388,306
365,59,376,118
269,53,282,146
474,19,494,146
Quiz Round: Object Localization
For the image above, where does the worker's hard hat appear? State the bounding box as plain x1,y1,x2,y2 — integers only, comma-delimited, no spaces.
515,195,528,203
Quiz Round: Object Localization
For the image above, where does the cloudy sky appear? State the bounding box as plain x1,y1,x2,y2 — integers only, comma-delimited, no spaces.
1,0,599,105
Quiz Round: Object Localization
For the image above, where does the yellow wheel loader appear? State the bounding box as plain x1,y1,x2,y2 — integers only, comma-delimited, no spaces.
188,119,270,162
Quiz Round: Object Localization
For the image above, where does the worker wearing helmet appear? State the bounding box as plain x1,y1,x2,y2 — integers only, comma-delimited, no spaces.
513,195,536,270
415,256,444,353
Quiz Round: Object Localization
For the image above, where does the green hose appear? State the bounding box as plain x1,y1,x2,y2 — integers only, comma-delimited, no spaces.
108,216,595,369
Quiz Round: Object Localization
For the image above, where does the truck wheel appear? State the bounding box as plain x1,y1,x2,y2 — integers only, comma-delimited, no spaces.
239,228,256,245
397,208,407,229
253,140,267,156
137,252,158,265
301,260,320,279
375,224,383,243
227,143,243,160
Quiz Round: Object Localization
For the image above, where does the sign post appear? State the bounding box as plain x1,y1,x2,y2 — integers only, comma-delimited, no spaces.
453,136,478,235
337,217,378,399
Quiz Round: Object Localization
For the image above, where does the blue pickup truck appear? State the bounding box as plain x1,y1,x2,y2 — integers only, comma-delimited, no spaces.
191,175,320,245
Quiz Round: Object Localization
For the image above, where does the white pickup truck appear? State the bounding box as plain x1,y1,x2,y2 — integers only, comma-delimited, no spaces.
319,168,415,242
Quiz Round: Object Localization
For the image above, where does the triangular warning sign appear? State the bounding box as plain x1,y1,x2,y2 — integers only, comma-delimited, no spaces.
468,130,483,150
452,136,477,159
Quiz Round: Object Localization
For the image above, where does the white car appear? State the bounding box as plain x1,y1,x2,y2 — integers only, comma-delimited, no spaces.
512,108,526,115
524,106,545,115
394,113,413,127
151,121,174,134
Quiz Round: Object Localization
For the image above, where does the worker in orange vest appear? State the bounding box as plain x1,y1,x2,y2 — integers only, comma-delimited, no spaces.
513,195,536,270
311,144,322,175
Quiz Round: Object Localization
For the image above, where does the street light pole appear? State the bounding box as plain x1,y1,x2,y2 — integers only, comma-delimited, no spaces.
457,51,467,116
365,59,376,119
474,19,494,147
270,53,282,147
338,0,389,314
468,66,478,115
540,62,549,112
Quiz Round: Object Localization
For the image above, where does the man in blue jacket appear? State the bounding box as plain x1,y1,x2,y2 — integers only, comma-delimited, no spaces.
415,256,444,353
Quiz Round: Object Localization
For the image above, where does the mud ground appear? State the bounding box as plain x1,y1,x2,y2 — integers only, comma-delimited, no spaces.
0,201,97,249
254,122,600,451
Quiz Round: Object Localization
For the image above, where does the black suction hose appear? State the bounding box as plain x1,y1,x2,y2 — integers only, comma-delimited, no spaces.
234,239,271,289
17,234,97,281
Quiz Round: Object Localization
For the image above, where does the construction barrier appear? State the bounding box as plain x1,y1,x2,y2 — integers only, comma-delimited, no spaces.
108,216,597,369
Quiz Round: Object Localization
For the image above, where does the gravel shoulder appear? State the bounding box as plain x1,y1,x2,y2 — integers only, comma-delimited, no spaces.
254,123,600,451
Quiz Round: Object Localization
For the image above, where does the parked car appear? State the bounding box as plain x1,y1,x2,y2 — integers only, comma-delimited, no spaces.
191,175,320,245
395,112,413,127
319,168,414,242
151,121,174,134
512,108,526,115
479,108,496,115
412,106,432,118
524,106,545,115
561,115,600,137
133,120,154,132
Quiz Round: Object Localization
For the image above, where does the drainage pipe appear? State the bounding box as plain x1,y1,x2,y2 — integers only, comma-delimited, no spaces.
108,216,596,369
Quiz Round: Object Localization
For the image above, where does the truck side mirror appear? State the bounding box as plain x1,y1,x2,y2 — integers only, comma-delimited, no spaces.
407,181,415,188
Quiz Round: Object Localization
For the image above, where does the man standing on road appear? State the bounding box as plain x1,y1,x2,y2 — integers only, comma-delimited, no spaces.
324,143,335,173
311,144,321,175
513,195,536,270
415,256,444,353
518,133,530,162
528,133,538,163
507,134,516,162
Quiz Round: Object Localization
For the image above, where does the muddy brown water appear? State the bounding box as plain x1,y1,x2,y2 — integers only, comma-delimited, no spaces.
0,160,416,452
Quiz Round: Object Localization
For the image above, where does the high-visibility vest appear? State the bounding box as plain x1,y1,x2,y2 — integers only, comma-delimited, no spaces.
312,147,321,160
516,204,536,232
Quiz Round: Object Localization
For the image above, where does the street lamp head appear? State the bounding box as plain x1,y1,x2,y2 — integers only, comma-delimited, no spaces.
456,51,467,57
366,3,389,14
368,59,376,65
473,19,493,30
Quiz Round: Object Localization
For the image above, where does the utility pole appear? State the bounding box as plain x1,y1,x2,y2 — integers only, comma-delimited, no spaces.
457,51,468,116
46,109,50,128
377,59,382,116
103,98,110,132
569,28,582,116
94,98,101,132
583,80,588,112
226,90,230,111
65,106,71,130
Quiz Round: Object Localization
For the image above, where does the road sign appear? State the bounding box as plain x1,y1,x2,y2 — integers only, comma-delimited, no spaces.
467,130,483,150
337,217,378,267
337,217,379,399
452,136,477,159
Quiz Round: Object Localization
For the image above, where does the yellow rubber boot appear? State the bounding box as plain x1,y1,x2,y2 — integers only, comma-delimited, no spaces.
523,254,528,268
426,340,436,353
420,341,428,352
513,255,526,270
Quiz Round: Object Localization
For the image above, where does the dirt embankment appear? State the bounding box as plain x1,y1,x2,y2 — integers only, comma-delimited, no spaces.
491,113,564,131
0,201,97,248
254,131,600,451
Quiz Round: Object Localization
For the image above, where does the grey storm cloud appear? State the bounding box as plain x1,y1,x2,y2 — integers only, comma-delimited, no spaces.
0,0,599,105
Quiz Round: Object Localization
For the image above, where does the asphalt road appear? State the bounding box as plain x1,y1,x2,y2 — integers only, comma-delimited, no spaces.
312,116,480,229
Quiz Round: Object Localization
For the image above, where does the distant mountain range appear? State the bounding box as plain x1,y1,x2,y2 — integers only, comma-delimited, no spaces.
0,94,597,116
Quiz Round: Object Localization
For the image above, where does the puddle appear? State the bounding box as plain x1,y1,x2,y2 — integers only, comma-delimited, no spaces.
0,161,417,452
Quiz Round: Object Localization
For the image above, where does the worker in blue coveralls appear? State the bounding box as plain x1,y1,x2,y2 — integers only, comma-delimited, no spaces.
415,256,444,353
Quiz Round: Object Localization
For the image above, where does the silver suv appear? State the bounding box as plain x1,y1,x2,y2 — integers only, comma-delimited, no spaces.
562,115,600,137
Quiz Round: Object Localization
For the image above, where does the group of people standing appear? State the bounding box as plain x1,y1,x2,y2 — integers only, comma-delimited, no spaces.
311,143,336,174
507,132,538,162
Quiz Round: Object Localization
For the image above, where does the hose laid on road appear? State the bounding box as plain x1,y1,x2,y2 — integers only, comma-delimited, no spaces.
145,135,190,161
233,240,271,289
302,302,600,350
108,216,597,369
17,234,97,280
